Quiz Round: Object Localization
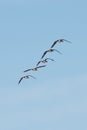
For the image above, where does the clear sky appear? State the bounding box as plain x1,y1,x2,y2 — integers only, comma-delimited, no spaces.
0,0,87,130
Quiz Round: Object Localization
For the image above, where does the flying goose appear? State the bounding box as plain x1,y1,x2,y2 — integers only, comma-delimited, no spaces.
41,49,62,59
24,65,46,72
51,39,71,48
36,58,54,66
18,75,36,84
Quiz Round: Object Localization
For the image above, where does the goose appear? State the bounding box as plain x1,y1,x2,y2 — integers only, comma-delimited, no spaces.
18,75,36,84
24,65,46,72
41,49,62,59
51,39,71,48
36,58,54,66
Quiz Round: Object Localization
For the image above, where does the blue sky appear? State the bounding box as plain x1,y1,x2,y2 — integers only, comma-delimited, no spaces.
0,0,87,130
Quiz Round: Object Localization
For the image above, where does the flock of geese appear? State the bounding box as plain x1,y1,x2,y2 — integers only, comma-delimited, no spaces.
18,38,71,84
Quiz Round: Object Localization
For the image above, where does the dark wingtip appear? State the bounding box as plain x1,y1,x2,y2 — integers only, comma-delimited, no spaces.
41,56,43,59
24,70,27,72
23,69,30,72
51,45,53,48
18,80,21,84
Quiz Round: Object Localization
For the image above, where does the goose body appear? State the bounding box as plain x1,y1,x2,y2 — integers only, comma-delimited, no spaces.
24,65,46,72
41,49,62,59
18,75,36,84
36,58,54,66
51,39,71,48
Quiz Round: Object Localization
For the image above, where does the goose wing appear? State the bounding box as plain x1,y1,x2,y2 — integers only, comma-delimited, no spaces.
36,61,41,66
18,77,24,84
29,75,36,79
46,58,54,61
36,65,46,69
41,50,48,59
63,39,71,43
53,49,62,54
24,68,32,72
51,40,59,48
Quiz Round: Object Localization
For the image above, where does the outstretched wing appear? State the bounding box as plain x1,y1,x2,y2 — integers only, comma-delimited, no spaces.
41,51,48,59
53,49,62,54
24,68,31,72
51,40,59,48
63,39,72,43
29,75,36,79
36,65,46,69
36,61,41,66
18,77,24,84
46,58,54,61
